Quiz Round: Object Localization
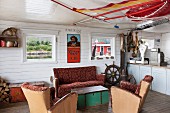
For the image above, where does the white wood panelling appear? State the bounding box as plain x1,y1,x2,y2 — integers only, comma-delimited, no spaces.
0,20,121,84
0,20,159,84
161,33,170,63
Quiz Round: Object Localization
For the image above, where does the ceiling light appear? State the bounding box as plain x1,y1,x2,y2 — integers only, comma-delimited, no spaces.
114,24,119,29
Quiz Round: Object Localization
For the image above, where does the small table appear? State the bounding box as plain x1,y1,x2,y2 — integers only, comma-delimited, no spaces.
71,85,109,109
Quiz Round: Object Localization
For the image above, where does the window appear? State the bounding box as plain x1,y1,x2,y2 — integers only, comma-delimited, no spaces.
91,37,115,59
107,47,111,52
24,34,57,62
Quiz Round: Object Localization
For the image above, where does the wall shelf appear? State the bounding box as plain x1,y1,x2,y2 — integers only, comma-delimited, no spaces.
0,35,20,48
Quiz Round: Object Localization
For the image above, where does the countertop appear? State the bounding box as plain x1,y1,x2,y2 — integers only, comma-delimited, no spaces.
128,63,170,69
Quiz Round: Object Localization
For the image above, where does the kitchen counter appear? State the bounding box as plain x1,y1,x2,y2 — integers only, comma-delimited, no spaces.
128,63,170,95
127,62,170,69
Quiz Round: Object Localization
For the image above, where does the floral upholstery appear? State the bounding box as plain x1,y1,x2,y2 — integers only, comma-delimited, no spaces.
96,74,106,82
120,75,153,95
53,66,96,84
53,66,105,97
21,82,48,91
120,81,138,93
135,75,153,95
58,81,104,97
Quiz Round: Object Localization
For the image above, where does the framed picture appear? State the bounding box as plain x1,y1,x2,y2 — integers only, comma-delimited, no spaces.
67,34,80,63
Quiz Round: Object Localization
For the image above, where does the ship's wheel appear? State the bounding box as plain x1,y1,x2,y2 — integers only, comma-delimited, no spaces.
105,63,121,85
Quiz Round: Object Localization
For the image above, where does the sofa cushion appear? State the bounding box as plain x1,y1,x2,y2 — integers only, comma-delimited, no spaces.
58,81,103,97
53,66,97,84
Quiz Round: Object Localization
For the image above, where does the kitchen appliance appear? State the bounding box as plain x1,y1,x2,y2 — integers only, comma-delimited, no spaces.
150,48,160,65
150,48,167,66
158,52,167,66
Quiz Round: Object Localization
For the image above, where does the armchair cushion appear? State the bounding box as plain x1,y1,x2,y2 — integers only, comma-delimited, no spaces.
135,75,153,95
120,75,153,95
120,81,138,93
21,82,48,91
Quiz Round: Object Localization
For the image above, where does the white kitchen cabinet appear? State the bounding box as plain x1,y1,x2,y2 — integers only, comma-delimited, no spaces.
152,67,167,94
166,69,170,95
139,66,152,83
128,64,140,84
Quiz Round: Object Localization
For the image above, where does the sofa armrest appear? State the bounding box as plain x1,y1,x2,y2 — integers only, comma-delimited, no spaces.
96,74,105,82
53,78,59,98
111,86,141,113
120,81,138,93
48,92,78,113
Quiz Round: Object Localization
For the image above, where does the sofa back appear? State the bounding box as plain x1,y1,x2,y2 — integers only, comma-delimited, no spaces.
53,66,97,84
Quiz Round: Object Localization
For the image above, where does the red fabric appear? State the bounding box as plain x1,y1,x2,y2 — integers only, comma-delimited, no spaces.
120,81,138,93
53,66,97,84
10,87,26,102
135,75,153,95
120,75,153,95
53,66,105,97
96,74,105,82
21,82,48,91
58,81,104,97
126,0,170,18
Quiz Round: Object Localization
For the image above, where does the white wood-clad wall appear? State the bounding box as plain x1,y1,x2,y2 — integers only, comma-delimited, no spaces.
0,20,161,84
0,20,122,84
161,33,170,64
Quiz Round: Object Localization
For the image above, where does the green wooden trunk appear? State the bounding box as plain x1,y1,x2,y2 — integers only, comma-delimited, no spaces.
77,94,85,108
77,90,109,109
101,91,109,104
86,92,101,106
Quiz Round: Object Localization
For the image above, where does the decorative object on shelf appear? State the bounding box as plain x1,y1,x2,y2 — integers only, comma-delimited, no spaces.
67,34,81,63
2,27,18,36
0,40,6,47
0,27,20,48
6,41,14,47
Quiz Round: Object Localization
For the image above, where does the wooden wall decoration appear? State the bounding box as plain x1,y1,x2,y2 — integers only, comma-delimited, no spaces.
67,34,81,63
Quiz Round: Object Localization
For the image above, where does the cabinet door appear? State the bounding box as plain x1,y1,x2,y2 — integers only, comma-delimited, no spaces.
152,67,167,94
128,64,140,84
166,69,170,95
140,66,152,82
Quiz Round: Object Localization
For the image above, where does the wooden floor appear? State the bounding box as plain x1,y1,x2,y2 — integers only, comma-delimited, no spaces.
0,91,170,113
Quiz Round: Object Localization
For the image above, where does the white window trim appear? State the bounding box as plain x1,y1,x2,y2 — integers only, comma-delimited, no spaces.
22,33,58,63
90,36,115,60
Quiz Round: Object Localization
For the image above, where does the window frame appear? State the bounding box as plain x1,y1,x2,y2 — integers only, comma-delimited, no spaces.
90,36,115,60
22,33,57,63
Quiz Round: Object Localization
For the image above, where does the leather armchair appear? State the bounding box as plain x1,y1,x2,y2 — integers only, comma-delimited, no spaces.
21,83,78,113
111,75,153,113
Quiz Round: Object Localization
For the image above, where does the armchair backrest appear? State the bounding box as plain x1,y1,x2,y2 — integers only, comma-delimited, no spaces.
21,86,50,113
48,92,78,113
21,82,78,113
138,81,150,112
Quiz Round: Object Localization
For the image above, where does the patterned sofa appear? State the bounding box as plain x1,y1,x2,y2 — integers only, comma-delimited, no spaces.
53,66,105,97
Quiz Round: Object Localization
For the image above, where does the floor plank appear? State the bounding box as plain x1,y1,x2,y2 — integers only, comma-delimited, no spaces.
0,91,170,113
